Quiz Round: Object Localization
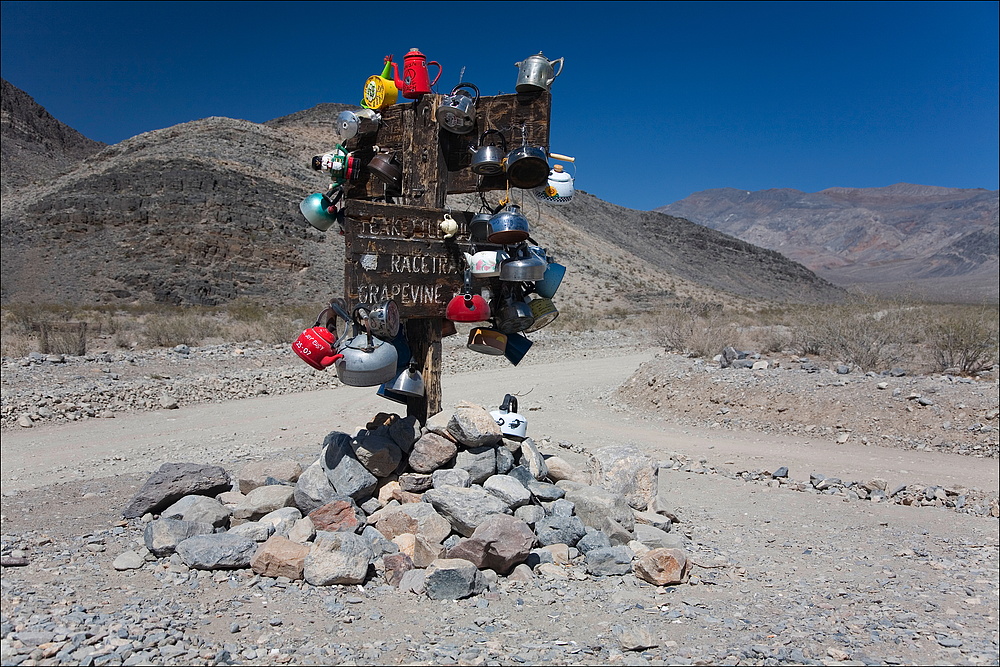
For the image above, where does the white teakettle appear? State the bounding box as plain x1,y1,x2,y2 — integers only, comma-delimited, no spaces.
490,394,527,441
534,164,574,205
464,249,508,278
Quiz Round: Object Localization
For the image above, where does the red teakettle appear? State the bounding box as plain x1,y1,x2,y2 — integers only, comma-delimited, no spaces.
392,48,442,99
292,326,342,370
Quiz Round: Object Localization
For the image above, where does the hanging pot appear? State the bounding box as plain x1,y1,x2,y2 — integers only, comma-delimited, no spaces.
490,394,528,441
467,327,507,355
533,161,575,205
363,300,400,341
493,285,535,334
514,52,564,93
503,144,549,189
499,243,547,282
332,305,398,387
469,211,493,242
436,83,480,135
446,270,491,322
469,130,508,175
524,296,559,332
368,148,403,192
534,258,566,298
503,332,533,366
464,246,508,279
291,304,343,370
388,361,425,397
299,193,340,232
487,203,530,244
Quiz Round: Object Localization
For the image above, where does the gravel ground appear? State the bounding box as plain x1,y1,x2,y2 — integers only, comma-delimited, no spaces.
1,331,998,666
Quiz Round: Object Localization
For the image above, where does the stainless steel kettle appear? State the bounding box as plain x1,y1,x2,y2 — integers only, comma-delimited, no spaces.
437,83,480,135
514,52,564,93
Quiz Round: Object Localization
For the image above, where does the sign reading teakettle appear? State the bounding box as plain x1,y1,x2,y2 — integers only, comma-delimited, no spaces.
344,201,476,318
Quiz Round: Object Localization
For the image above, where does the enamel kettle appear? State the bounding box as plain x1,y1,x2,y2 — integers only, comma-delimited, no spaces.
392,48,442,98
491,394,527,441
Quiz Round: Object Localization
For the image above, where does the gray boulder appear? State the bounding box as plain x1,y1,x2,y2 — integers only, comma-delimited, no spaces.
159,495,231,528
237,460,302,494
388,415,421,453
558,481,635,541
534,515,586,547
483,475,532,509
424,558,486,600
352,432,403,478
432,468,470,489
144,518,215,557
294,460,352,515
447,404,502,447
423,485,511,537
592,444,657,511
514,504,545,527
454,445,497,485
445,514,535,574
175,533,257,570
585,546,634,576
123,463,230,518
228,521,275,542
322,432,377,500
232,485,296,522
634,523,685,550
409,433,459,473
576,528,612,555
519,439,549,480
303,532,374,586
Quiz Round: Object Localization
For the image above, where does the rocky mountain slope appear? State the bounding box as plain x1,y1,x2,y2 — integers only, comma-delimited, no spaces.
657,184,1000,303
0,79,105,193
1,84,843,310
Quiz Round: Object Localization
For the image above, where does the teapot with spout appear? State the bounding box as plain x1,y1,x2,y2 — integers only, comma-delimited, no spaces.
392,48,442,99
514,52,564,93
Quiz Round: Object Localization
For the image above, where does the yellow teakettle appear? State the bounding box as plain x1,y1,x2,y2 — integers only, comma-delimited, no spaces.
362,55,399,110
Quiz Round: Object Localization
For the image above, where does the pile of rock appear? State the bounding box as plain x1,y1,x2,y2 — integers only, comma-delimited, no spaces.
118,403,690,599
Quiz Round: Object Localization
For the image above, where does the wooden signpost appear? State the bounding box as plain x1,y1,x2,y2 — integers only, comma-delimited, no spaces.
341,91,551,422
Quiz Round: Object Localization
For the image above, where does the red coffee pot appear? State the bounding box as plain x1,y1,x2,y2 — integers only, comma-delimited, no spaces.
392,48,442,99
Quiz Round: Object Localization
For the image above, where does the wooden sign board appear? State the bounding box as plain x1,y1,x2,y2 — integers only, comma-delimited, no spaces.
344,91,551,200
343,200,475,318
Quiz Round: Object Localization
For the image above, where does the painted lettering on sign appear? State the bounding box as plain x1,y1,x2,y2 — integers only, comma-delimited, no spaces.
357,283,447,307
359,217,466,241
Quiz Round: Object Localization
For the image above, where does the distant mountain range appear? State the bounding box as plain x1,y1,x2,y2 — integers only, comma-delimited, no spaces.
657,185,999,303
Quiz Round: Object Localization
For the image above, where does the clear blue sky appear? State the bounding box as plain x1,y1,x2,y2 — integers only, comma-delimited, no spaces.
2,1,997,210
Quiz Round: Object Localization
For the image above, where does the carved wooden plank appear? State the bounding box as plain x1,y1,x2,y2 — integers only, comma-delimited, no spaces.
343,201,471,318
343,92,551,199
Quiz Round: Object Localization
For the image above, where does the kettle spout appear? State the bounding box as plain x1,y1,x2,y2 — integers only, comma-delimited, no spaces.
463,252,474,267
391,62,405,89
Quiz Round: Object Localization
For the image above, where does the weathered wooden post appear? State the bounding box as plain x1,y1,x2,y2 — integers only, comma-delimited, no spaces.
342,92,551,423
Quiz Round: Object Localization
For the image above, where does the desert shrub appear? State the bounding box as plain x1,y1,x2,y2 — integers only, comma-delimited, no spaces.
791,295,919,371
0,331,35,358
929,306,999,375
141,312,222,348
656,302,741,357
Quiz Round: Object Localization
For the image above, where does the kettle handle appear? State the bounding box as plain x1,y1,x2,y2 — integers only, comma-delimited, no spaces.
480,129,507,151
548,57,564,81
452,82,480,104
500,393,516,413
427,61,442,87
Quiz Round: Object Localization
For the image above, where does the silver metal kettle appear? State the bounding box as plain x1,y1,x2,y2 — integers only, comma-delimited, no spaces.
514,52,564,93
